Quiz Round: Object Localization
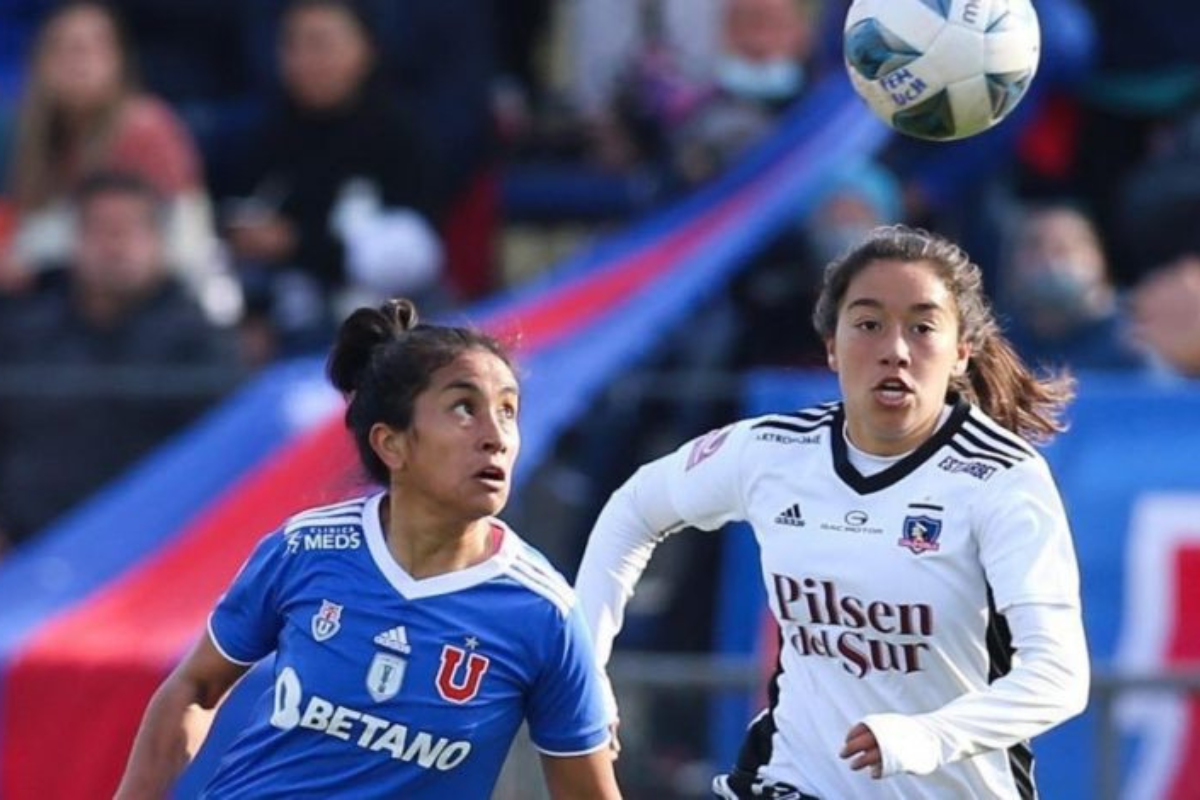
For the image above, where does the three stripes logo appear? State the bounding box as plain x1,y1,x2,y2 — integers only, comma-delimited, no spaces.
775,503,806,527
374,625,412,655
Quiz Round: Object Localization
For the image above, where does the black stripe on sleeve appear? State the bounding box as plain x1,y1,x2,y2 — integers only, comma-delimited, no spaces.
963,415,1037,458
948,438,1018,469
751,418,835,436
986,588,1038,800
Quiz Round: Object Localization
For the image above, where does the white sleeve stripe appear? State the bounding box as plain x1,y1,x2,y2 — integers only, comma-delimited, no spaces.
283,513,364,533
206,614,257,666
512,549,574,597
534,738,612,757
284,498,368,524
505,561,574,615
298,496,368,515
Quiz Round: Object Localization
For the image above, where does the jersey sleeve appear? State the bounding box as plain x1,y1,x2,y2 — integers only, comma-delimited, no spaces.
207,531,288,665
525,600,612,756
975,456,1082,610
661,421,752,530
574,420,754,724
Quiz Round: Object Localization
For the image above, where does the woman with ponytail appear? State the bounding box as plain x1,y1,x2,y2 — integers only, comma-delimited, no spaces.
118,298,621,799
576,226,1088,799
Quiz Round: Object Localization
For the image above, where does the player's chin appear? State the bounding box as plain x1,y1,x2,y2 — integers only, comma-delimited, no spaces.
463,488,509,518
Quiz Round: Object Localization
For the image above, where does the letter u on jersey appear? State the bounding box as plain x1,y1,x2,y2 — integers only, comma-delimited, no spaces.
436,645,491,704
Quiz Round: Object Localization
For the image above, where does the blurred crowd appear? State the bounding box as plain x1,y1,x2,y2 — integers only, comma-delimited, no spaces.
0,0,1198,575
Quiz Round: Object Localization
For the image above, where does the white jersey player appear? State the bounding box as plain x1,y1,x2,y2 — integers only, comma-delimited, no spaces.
576,226,1089,799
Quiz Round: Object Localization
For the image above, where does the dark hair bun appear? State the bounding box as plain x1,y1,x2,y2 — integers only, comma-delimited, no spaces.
382,297,419,332
327,298,420,395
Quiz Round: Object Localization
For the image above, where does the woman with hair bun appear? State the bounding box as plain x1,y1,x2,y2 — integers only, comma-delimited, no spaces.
118,299,621,799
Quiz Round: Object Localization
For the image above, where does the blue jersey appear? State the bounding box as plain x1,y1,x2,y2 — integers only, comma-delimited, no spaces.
204,493,609,799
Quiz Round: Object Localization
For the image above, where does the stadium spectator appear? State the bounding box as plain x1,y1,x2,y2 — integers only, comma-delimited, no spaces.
733,158,905,369
576,226,1089,797
999,203,1147,370
1131,255,1200,379
0,1,232,321
0,171,240,554
116,298,621,799
1113,106,1200,377
223,0,445,363
668,0,819,188
567,0,723,123
584,0,817,196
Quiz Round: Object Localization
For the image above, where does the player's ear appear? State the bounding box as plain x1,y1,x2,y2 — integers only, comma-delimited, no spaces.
954,341,972,377
825,337,839,373
369,422,408,473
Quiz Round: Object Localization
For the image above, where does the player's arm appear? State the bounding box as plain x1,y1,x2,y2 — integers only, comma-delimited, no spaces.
115,631,249,799
842,601,1088,777
541,751,623,799
843,461,1089,778
575,423,750,684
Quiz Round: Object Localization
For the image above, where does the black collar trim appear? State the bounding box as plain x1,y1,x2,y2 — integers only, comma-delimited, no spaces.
831,398,971,494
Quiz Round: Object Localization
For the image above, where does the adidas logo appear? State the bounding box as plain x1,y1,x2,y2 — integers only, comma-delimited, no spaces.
373,625,412,655
775,503,805,527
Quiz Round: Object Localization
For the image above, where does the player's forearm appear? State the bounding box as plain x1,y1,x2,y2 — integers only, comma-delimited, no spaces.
575,458,683,667
115,676,216,798
542,751,623,799
863,603,1089,776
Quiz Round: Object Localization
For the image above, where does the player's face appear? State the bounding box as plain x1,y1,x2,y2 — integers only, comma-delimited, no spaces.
394,349,520,521
826,259,970,456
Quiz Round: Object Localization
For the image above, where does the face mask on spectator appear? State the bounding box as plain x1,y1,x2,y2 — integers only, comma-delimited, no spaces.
1017,266,1100,331
715,55,803,102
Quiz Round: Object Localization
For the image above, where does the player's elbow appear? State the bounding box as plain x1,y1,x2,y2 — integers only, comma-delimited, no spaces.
1063,656,1091,719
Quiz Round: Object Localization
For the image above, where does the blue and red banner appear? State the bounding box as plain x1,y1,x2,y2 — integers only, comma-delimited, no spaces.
0,76,888,799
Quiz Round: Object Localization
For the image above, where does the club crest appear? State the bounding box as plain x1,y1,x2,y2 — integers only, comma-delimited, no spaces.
311,599,343,642
899,515,942,554
436,642,490,704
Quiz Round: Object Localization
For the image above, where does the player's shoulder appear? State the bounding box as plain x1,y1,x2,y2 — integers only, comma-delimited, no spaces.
496,526,577,619
277,494,372,555
743,400,840,448
939,405,1047,485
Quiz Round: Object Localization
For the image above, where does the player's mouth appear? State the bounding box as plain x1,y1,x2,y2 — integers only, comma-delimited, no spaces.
872,377,913,408
473,465,508,489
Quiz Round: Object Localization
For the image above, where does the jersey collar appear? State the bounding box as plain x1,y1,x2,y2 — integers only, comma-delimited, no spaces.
362,492,519,600
830,397,970,494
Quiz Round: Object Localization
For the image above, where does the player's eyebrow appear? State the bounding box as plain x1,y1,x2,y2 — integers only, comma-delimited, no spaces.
846,298,948,314
440,379,519,397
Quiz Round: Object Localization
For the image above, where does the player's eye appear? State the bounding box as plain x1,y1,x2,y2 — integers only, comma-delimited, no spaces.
451,399,473,418
912,322,936,335
854,319,881,332
499,402,518,421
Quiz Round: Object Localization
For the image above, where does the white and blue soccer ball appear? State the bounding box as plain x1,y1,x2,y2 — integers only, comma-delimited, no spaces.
843,0,1040,141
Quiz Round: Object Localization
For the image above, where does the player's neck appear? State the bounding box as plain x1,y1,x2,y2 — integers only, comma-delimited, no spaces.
380,493,494,580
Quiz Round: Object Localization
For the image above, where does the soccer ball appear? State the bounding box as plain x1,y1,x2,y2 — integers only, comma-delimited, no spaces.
843,0,1040,141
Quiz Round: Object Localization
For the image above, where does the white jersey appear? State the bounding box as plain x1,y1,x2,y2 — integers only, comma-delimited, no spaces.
575,399,1089,799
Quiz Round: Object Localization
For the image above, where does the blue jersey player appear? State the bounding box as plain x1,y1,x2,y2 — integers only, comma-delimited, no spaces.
117,299,621,799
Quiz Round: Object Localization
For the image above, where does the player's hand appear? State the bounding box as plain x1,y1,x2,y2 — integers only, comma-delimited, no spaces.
839,722,882,778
